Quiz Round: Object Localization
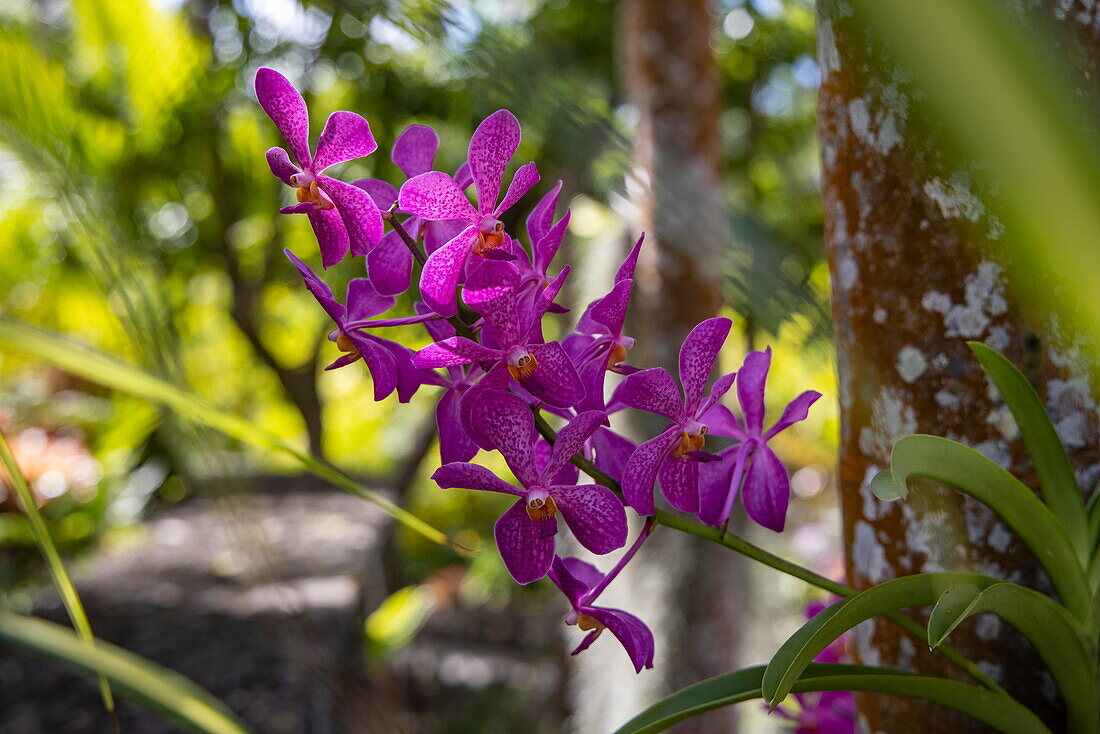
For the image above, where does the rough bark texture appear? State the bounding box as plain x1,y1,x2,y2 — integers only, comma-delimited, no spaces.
575,2,744,732
818,2,1100,731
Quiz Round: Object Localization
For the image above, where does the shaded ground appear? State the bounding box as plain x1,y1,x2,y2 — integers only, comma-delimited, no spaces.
0,479,567,733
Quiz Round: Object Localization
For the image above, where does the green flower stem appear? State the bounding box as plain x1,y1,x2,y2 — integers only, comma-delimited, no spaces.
531,409,1005,695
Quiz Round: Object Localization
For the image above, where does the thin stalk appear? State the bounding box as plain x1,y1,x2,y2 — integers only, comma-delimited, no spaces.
0,434,119,731
531,409,1005,695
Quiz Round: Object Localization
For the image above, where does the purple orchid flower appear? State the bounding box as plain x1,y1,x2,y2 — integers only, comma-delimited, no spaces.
511,181,571,288
432,390,627,584
697,348,821,532
354,125,472,296
256,68,384,269
413,261,585,441
565,234,645,412
619,317,738,516
548,523,656,673
398,109,540,316
284,249,433,402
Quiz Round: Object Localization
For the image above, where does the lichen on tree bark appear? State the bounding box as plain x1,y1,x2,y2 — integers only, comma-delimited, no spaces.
818,1,1100,731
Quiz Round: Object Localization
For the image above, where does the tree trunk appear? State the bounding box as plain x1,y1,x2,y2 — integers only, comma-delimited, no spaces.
818,2,1100,731
570,2,744,732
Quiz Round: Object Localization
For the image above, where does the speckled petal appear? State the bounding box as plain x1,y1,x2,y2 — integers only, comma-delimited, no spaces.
419,225,478,316
468,109,521,212
581,606,655,672
591,427,636,484
313,111,377,171
284,248,344,323
255,67,311,168
392,124,439,178
533,209,570,275
552,483,627,554
399,171,477,222
432,462,521,496
586,279,632,337
527,180,562,246
495,499,556,584
657,456,700,513
469,389,540,487
621,426,680,516
615,233,645,283
618,368,683,421
436,389,479,464
266,146,299,185
742,444,790,532
348,333,398,401
317,175,384,254
345,278,395,321
494,161,540,217
524,341,585,409
737,348,772,436
414,337,500,368
459,362,511,450
764,390,822,441
305,208,350,269
549,556,598,607
366,230,414,296
679,317,732,413
545,410,609,481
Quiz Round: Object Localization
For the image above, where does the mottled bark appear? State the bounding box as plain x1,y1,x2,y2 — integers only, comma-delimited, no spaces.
818,2,1100,731
575,2,742,732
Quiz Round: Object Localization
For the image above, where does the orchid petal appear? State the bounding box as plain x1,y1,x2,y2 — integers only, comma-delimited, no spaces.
399,171,478,222
317,175,384,254
545,410,609,481
742,445,790,532
469,109,521,212
470,390,540,487
419,225,477,316
622,426,680,516
266,146,299,185
679,317,732,412
306,208,350,268
657,457,700,513
352,178,398,210
533,209,571,274
527,180,562,246
737,348,772,435
313,111,377,171
494,161,540,217
618,368,683,421
255,67,311,168
591,427,636,484
433,462,521,496
495,499,555,584
392,124,439,178
524,341,586,409
615,233,644,283
413,337,499,368
345,278,395,321
284,248,345,323
764,390,823,441
366,230,414,296
553,484,627,555
583,606,655,672
437,389,478,464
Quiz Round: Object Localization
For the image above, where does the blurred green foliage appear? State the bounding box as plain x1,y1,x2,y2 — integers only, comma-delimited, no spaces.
0,0,827,582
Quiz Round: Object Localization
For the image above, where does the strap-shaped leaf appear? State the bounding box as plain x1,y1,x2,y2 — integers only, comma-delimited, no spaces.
0,611,251,734
929,582,1096,734
0,318,457,551
762,573,998,708
969,342,1087,558
891,435,1090,618
614,663,1050,734
870,468,904,500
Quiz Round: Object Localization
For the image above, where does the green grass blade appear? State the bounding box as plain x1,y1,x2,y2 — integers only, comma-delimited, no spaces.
0,610,251,734
928,581,1096,733
0,433,116,720
614,663,1049,734
761,572,997,708
968,342,1087,558
0,317,459,552
890,435,1089,619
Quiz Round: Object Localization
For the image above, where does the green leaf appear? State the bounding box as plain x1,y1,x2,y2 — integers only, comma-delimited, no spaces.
364,585,434,660
928,582,1096,733
614,663,1050,734
0,433,115,718
869,468,905,501
0,611,251,734
968,342,1087,558
762,573,998,708
890,435,1089,619
0,317,461,553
